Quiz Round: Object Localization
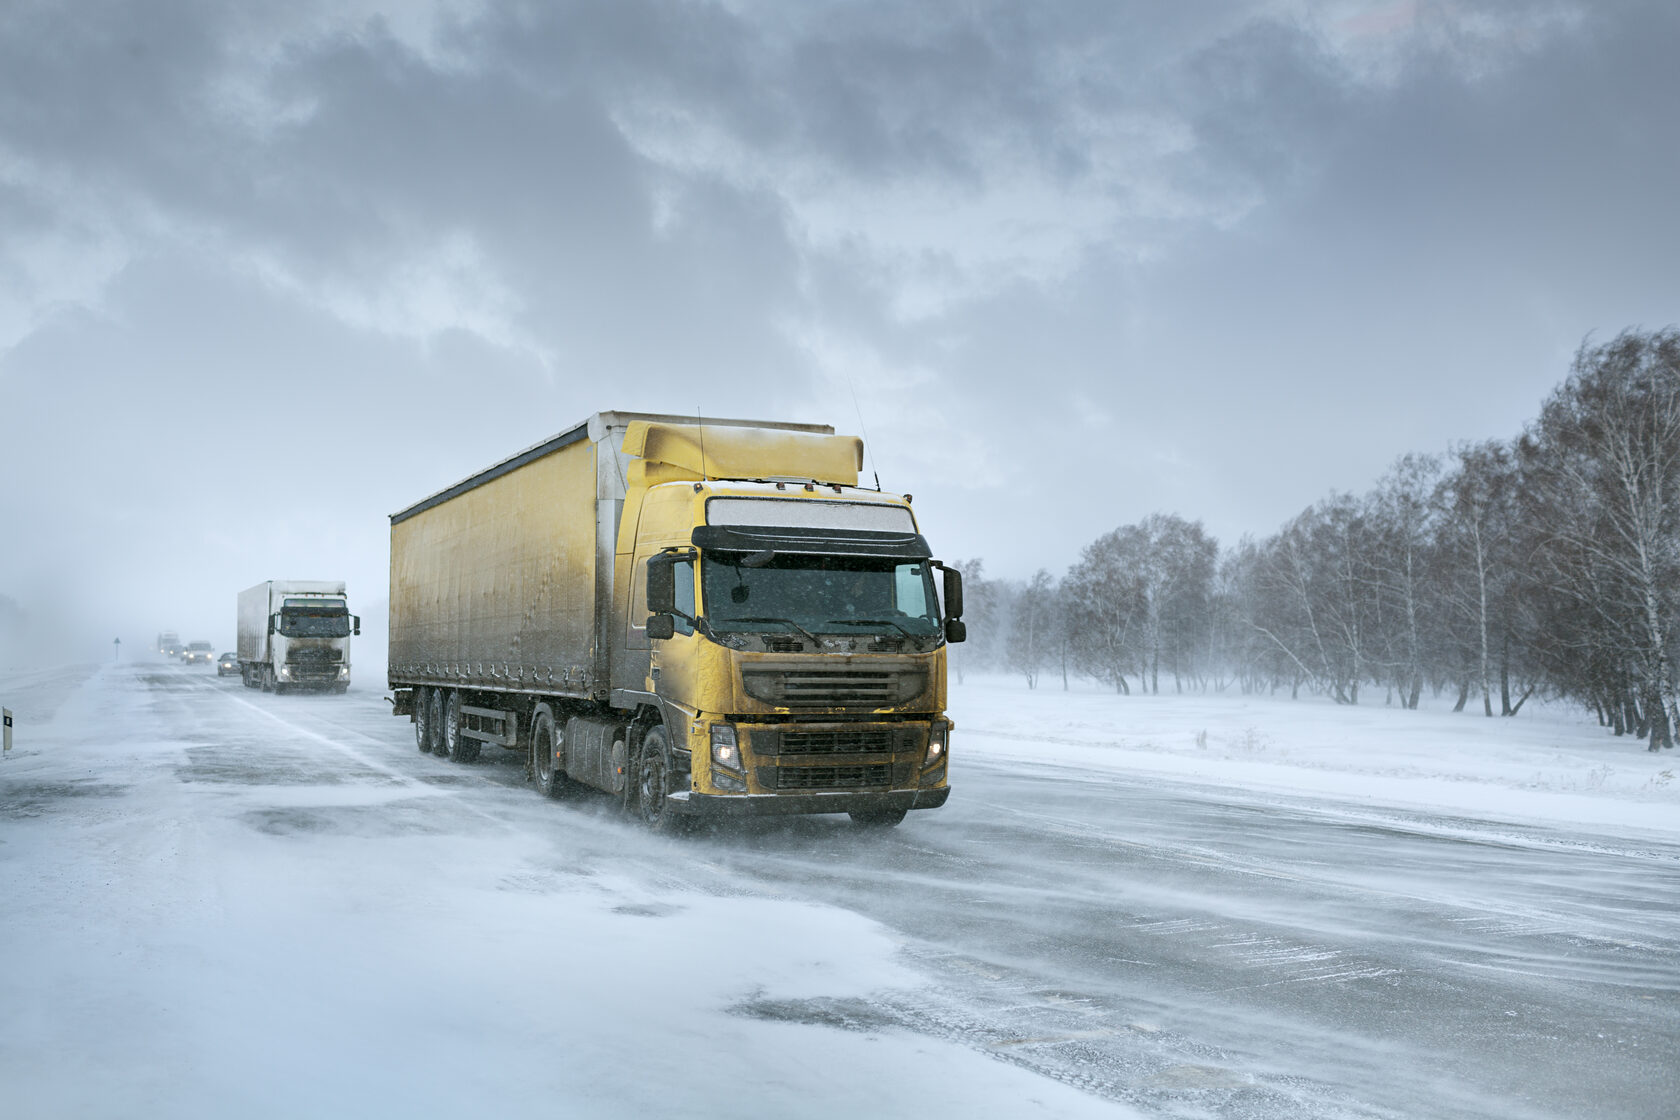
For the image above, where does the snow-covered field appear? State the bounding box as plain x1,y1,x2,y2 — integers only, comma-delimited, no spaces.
1,662,1675,1119
956,674,1680,839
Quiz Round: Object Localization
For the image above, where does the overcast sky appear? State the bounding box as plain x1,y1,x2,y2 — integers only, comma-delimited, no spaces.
3,0,1676,656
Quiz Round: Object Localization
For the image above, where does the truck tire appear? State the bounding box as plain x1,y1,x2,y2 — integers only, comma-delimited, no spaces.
427,689,447,756
635,727,686,833
260,665,274,693
442,690,479,763
530,704,569,799
414,687,433,754
848,807,907,829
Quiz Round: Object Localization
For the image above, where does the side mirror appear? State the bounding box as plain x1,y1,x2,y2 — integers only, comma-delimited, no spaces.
646,615,675,641
646,554,677,614
352,615,362,636
268,614,278,635
941,566,964,620
945,618,968,644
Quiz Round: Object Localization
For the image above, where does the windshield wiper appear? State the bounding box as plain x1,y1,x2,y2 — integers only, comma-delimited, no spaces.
717,616,823,645
825,617,919,638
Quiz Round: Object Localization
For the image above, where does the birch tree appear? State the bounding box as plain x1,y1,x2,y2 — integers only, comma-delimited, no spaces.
1522,329,1680,749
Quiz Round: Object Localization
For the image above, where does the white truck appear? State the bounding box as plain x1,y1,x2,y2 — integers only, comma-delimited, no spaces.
237,580,360,694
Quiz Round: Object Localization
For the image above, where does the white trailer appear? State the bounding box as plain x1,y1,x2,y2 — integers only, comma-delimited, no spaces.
236,580,360,694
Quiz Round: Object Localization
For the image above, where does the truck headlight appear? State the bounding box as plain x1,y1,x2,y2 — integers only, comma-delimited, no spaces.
925,721,949,766
710,724,742,772
337,665,349,679
277,666,291,681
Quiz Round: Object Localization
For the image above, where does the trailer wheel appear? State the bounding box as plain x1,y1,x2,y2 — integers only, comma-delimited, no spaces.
635,727,686,833
414,687,433,754
848,807,907,829
442,690,479,764
530,704,569,799
426,689,447,756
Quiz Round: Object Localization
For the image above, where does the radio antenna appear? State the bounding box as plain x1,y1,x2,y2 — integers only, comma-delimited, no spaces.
846,375,882,490
696,407,709,481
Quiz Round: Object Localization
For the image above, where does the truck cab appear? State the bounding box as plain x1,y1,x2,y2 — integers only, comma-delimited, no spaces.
614,426,960,827
267,595,357,691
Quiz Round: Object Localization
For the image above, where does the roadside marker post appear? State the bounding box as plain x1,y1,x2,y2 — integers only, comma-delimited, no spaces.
3,708,12,755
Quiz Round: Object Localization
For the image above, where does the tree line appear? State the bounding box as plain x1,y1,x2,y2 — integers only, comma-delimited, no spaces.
951,328,1680,752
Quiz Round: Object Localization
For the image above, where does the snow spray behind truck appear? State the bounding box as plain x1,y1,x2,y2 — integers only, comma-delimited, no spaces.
388,410,965,830
237,580,360,693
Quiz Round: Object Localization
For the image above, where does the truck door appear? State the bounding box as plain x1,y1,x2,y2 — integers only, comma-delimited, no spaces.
623,549,695,691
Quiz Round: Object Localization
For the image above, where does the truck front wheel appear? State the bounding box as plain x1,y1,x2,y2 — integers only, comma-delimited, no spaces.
635,727,686,833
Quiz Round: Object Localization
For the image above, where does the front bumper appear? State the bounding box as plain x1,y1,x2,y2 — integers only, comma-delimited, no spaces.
667,786,950,818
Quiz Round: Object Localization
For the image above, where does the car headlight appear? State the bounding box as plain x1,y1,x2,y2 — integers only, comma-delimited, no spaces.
710,724,742,772
925,721,949,766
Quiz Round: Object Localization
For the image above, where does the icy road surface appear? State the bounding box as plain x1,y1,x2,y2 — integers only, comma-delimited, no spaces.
2,663,1677,1119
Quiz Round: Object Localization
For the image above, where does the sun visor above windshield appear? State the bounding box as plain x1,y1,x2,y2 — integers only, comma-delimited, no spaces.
707,497,914,532
692,524,932,559
622,421,863,485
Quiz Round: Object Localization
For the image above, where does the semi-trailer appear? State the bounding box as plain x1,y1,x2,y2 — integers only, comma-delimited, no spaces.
237,580,360,693
388,410,964,830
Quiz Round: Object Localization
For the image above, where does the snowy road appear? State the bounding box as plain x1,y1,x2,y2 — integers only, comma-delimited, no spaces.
3,663,1677,1119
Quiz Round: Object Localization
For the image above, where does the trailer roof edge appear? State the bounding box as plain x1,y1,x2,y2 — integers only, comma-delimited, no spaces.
389,412,836,525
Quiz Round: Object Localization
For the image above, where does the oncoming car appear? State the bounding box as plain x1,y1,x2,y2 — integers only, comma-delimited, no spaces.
217,651,239,676
182,641,215,665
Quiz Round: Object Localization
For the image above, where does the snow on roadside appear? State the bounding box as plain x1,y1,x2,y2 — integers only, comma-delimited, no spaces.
951,675,1680,839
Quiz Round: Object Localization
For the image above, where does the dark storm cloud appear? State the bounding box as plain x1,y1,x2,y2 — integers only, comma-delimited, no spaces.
863,1,1680,567
2,0,1676,653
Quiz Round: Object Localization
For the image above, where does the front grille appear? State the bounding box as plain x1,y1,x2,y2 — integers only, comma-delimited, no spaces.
780,729,895,754
774,763,893,791
287,649,342,682
742,668,926,706
289,664,340,681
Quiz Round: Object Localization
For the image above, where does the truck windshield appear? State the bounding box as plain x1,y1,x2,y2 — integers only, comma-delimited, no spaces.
279,602,351,638
701,554,940,638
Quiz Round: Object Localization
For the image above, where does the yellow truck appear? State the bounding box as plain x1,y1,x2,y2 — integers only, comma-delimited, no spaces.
388,411,963,829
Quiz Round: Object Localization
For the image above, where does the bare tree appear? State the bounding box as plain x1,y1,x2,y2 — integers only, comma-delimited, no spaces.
1369,454,1442,709
1522,329,1680,749
1436,442,1520,715
1007,569,1056,688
